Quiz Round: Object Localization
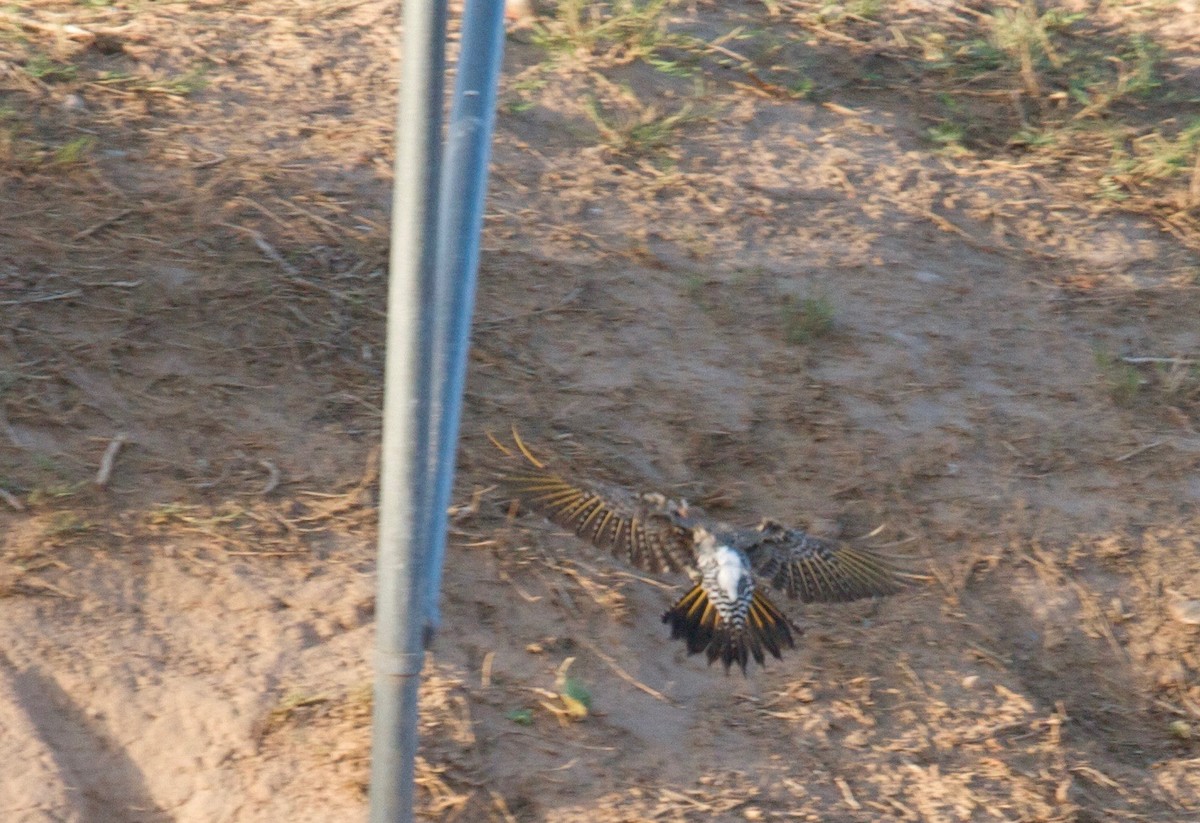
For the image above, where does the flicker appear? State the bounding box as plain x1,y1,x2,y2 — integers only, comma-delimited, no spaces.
491,431,906,673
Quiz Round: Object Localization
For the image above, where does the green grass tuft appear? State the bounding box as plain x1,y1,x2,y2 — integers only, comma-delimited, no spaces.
781,295,835,345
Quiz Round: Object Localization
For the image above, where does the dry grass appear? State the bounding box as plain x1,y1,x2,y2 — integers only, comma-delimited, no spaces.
2,0,1200,820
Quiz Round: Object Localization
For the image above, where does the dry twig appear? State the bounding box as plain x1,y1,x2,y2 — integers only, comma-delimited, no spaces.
95,432,128,487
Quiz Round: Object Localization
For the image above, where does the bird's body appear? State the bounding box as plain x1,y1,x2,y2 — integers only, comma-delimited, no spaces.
703,534,749,616
491,431,905,672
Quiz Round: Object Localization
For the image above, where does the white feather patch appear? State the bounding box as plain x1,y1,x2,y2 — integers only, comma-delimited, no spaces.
713,544,747,603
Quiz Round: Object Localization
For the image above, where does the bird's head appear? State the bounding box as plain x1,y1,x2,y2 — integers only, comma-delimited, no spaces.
757,518,787,537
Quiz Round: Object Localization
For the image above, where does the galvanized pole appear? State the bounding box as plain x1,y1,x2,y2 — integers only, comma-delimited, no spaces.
422,0,508,639
371,0,505,818
369,0,446,819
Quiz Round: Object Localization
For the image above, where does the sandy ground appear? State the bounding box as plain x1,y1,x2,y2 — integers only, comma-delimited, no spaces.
2,1,1200,820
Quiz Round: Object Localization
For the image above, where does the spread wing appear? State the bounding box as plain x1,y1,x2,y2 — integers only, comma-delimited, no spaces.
741,520,905,603
491,431,696,574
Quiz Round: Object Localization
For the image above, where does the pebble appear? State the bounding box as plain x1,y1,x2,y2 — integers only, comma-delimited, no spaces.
1168,597,1200,626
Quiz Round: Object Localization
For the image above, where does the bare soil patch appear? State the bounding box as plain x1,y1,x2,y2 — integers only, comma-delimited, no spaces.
2,1,1200,821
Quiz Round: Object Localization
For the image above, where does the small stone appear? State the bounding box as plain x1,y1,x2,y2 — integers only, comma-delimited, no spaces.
1168,597,1200,626
1169,720,1191,740
962,675,980,689
505,0,533,25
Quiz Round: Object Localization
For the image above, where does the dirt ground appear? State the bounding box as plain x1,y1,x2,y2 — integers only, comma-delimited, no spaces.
2,1,1200,821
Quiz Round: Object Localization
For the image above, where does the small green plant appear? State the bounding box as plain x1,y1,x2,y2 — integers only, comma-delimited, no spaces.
506,708,534,725
145,501,247,531
936,92,962,113
27,481,85,505
787,74,815,99
848,0,882,19
46,511,92,536
94,66,209,96
23,55,77,82
53,136,94,166
1008,126,1058,149
554,658,591,720
781,295,834,345
928,35,1004,75
645,53,699,78
581,93,703,156
812,0,882,24
987,0,1081,97
926,121,968,155
1095,349,1141,406
1092,119,1200,203
1116,34,1163,99
152,66,208,96
1071,34,1162,110
532,0,675,63
1094,174,1129,201
1119,120,1200,181
500,71,548,114
31,454,62,474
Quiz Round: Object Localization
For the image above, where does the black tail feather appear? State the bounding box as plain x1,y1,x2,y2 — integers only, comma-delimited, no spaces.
662,585,797,674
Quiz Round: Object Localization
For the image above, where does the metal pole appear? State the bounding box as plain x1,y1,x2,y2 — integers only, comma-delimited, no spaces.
369,0,446,818
422,0,508,639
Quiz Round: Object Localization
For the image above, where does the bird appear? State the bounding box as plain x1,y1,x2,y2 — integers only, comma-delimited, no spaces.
489,430,906,673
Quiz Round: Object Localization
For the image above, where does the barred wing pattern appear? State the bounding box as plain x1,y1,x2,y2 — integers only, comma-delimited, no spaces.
492,435,695,574
490,430,904,673
742,521,905,604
